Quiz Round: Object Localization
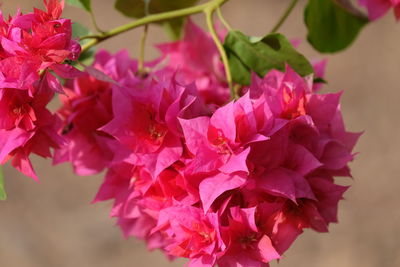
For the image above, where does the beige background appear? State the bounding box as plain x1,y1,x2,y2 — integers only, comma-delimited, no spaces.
1,0,399,266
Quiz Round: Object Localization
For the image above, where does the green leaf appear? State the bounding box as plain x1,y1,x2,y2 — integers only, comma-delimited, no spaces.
66,0,92,12
163,19,186,41
72,22,90,39
305,0,368,53
224,31,313,85
225,49,251,85
114,0,199,39
0,166,6,200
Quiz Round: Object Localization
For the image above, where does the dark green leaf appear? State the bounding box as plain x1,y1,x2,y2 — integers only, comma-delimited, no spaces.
114,0,199,39
224,31,313,85
66,0,92,12
0,166,6,200
226,49,251,85
305,0,368,53
163,18,186,41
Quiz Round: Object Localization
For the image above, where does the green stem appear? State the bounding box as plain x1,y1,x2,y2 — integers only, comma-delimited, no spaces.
81,0,229,53
270,0,298,33
90,11,104,34
217,6,232,31
205,8,234,99
0,165,6,200
138,25,149,76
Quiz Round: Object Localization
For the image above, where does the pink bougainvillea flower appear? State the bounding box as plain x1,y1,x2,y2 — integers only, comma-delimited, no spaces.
101,74,204,179
95,162,197,251
154,206,225,266
0,86,64,180
99,163,161,241
54,50,136,175
180,102,248,176
93,65,360,267
359,0,400,20
217,207,280,267
0,0,80,93
92,22,360,267
0,0,79,179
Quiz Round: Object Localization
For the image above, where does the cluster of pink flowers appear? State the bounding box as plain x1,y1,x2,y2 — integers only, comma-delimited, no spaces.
0,0,80,180
359,0,400,20
54,21,360,267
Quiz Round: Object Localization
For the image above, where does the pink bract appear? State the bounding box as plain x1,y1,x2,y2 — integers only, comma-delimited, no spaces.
54,50,136,175
0,0,80,179
0,86,64,180
90,47,360,266
359,0,400,20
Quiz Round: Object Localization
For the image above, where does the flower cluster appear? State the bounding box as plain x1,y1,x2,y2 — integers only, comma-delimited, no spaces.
359,0,400,21
55,21,360,266
0,0,80,179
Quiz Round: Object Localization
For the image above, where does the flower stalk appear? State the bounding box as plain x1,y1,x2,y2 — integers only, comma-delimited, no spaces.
204,8,234,99
137,24,149,77
271,0,299,33
81,0,229,53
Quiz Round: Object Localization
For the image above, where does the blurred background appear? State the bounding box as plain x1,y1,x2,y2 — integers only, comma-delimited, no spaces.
1,0,400,266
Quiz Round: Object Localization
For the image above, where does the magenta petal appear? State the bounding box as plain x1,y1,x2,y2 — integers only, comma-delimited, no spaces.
238,207,258,232
219,147,250,174
257,235,281,262
186,146,223,174
271,218,303,254
154,134,182,178
179,116,210,154
68,133,111,175
303,203,328,233
11,13,35,29
210,101,236,142
189,255,216,267
359,0,392,20
309,177,349,223
200,173,246,213
307,93,342,126
289,144,322,176
320,140,354,170
45,72,64,93
1,37,25,55
51,64,82,79
11,151,38,181
259,168,296,202
291,173,316,200
0,128,32,162
85,65,117,84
